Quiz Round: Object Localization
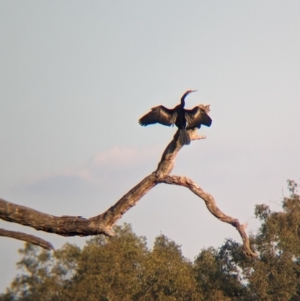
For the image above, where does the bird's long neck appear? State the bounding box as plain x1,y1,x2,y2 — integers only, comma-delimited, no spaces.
180,90,196,108
180,92,189,108
180,98,185,108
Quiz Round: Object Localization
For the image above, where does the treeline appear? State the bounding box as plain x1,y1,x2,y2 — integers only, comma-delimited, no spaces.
1,180,300,301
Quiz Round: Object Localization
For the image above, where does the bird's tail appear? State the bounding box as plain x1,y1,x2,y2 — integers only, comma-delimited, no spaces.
179,129,191,145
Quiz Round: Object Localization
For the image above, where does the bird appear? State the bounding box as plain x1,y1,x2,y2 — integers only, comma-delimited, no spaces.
138,90,212,145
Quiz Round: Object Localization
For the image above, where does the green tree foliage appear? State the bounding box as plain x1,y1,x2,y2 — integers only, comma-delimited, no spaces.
0,242,81,301
194,245,246,300
68,223,148,301
1,181,300,301
248,180,300,300
222,180,300,301
137,234,200,301
0,225,204,301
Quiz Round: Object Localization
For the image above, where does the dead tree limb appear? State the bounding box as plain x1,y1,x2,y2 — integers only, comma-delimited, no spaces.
0,128,200,238
0,228,54,250
0,105,257,257
159,175,256,257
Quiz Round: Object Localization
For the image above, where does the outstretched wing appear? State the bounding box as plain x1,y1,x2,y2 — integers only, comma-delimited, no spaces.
185,105,212,129
139,106,177,127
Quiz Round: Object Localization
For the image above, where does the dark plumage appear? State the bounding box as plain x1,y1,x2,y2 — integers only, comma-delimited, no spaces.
139,90,212,145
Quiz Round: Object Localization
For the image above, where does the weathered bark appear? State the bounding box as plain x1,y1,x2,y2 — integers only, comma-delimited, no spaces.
0,228,54,250
0,107,257,257
159,175,256,257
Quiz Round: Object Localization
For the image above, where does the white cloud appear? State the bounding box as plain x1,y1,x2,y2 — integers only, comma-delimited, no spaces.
13,145,160,196
89,145,160,168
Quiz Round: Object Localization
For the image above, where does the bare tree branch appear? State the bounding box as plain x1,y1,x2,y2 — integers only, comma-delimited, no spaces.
0,129,201,238
159,175,257,258
0,105,257,257
0,228,54,250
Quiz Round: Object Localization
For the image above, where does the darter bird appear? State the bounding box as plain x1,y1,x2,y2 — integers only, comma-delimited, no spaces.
139,90,212,145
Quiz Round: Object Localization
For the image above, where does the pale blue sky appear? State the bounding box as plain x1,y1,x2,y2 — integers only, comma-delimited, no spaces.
1,1,300,291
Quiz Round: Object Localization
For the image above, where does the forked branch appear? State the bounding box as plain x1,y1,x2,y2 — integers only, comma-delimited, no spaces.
0,106,257,257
